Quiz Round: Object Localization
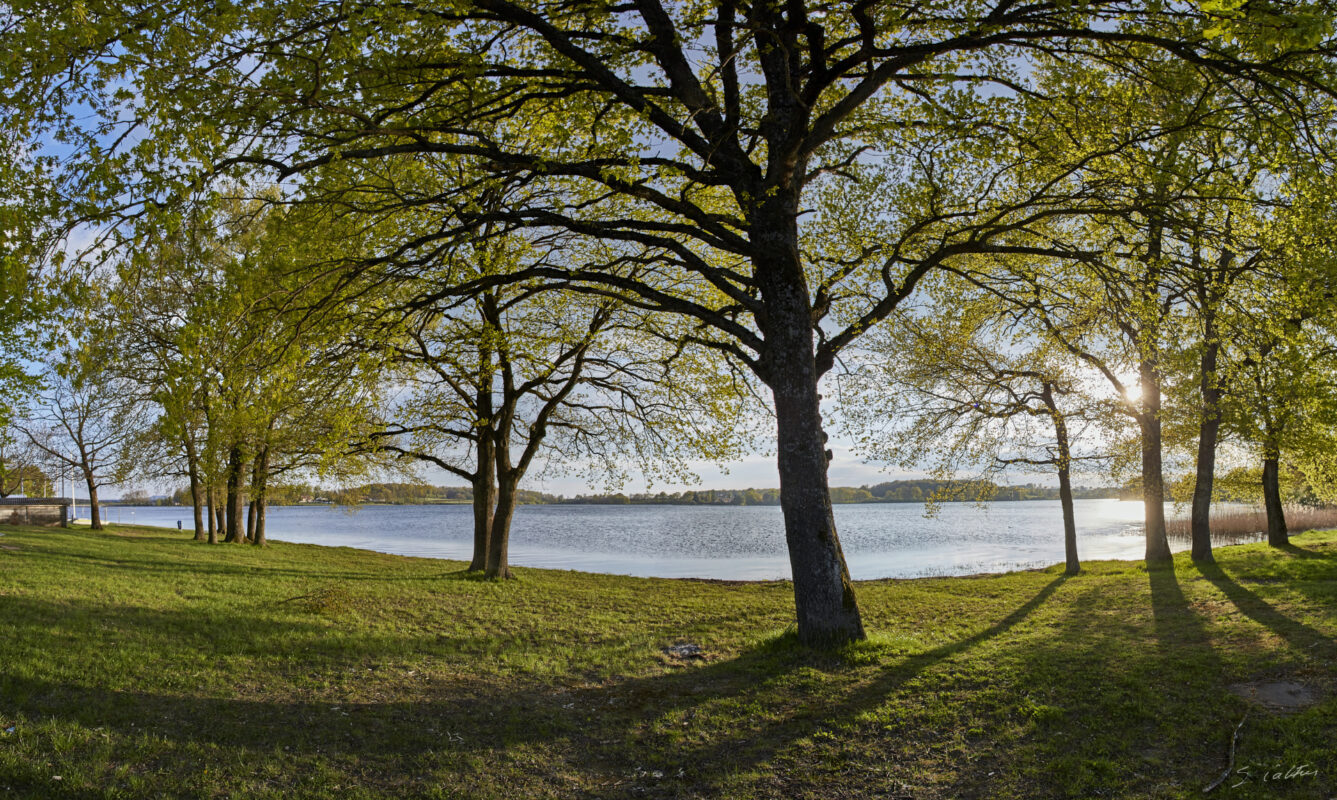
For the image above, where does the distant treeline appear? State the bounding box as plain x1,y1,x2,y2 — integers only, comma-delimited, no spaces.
166,482,561,507
142,476,1328,508
157,479,1123,507
560,481,1122,505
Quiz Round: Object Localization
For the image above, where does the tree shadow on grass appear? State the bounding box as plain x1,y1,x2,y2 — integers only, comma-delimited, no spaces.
966,565,1326,799
0,577,1068,798
1149,565,1216,649
1273,541,1329,560
1194,563,1334,657
552,574,1068,798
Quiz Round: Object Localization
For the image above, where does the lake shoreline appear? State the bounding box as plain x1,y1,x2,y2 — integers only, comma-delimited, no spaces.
77,499,1279,581
70,516,1282,586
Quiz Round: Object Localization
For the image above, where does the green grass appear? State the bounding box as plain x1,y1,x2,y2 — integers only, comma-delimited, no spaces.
0,524,1332,799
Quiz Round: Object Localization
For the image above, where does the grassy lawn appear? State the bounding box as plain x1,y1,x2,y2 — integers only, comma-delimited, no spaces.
0,524,1332,799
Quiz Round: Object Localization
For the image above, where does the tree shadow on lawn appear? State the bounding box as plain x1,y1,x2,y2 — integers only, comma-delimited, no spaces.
1272,542,1329,560
548,574,1069,797
918,568,1258,799
1194,562,1335,657
584,567,1302,799
10,548,1328,798
0,577,1068,797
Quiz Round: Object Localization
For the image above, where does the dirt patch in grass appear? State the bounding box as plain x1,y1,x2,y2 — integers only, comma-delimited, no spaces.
1229,680,1321,713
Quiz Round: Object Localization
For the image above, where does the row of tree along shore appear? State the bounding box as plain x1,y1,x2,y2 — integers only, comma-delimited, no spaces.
132,479,1124,506
109,476,1322,508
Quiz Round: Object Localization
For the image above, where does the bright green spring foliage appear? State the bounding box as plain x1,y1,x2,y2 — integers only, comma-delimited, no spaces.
2,1,1333,378
841,285,1109,504
106,191,397,496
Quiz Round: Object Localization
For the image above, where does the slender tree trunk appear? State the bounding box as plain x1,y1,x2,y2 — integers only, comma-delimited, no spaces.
752,194,864,646
1190,325,1221,563
185,435,205,541
1058,459,1079,576
214,496,225,539
1134,212,1172,566
251,446,269,546
224,445,244,543
471,346,496,571
471,470,495,571
86,473,102,530
485,473,516,579
206,484,218,544
245,451,259,541
1262,448,1288,547
256,494,267,545
1139,363,1172,565
1044,385,1079,576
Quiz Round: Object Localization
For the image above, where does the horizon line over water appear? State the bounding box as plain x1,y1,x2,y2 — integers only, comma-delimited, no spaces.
93,499,1268,581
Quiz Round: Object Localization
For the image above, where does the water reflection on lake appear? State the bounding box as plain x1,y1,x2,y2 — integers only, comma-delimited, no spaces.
98,499,1262,580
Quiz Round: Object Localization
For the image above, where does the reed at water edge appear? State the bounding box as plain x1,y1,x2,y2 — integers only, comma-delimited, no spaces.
1165,505,1337,545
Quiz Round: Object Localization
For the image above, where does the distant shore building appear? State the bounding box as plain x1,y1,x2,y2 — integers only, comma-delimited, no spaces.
0,497,71,527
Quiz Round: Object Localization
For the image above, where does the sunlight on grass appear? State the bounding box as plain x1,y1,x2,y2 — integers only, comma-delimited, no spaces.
0,525,1332,798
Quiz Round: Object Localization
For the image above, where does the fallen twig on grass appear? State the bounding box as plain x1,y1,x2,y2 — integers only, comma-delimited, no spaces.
1203,711,1249,793
276,593,317,604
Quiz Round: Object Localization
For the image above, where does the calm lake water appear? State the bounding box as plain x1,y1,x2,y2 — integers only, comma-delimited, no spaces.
92,499,1262,580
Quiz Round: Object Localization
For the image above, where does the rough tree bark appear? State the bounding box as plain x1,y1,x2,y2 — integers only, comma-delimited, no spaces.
250,445,269,546
470,468,495,571
185,434,205,541
85,469,102,530
1139,363,1172,565
206,484,218,544
245,452,259,540
1262,448,1288,547
753,193,864,646
470,343,495,571
1190,313,1222,563
223,445,244,543
1042,383,1080,576
485,473,517,579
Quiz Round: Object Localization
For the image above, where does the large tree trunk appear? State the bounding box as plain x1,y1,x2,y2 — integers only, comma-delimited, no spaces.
185,435,205,541
752,194,864,646
485,473,516,579
223,445,244,543
1262,448,1288,547
1190,326,1222,563
251,445,269,546
1045,384,1079,576
1139,363,1172,565
206,484,218,544
85,472,102,530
